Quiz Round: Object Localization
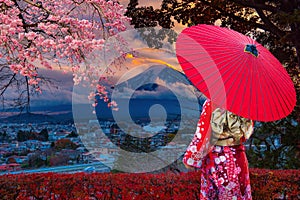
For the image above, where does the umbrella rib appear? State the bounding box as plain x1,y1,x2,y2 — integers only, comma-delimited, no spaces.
187,26,248,47
184,47,251,93
178,36,249,61
259,54,292,117
178,52,242,67
259,48,292,94
254,57,267,119
179,38,244,53
179,58,216,76
233,28,252,45
178,35,249,60
257,61,282,120
264,73,278,119
178,52,232,78
226,55,250,115
271,79,292,117
254,59,266,120
275,77,295,112
247,54,258,120
253,47,294,118
222,55,247,95
191,54,242,87
248,55,254,119
177,38,244,53
204,51,247,107
239,59,251,117
177,48,234,57
264,67,291,118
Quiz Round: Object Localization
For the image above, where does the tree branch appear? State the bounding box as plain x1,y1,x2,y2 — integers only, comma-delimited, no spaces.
22,0,54,15
255,7,285,38
25,76,30,113
201,0,287,38
199,0,282,35
0,73,16,96
229,0,279,13
91,3,107,39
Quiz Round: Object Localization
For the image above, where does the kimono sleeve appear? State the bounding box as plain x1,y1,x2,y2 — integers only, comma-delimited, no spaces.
182,100,212,168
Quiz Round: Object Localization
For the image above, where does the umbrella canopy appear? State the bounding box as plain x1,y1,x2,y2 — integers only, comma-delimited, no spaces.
176,24,296,121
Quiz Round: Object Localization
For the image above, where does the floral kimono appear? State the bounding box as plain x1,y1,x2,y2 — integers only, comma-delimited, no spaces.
183,100,253,200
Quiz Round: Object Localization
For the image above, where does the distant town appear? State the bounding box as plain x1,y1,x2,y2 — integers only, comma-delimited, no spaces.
0,109,285,174
0,116,192,174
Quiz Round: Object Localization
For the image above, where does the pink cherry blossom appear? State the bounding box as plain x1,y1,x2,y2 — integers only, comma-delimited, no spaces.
1,0,130,108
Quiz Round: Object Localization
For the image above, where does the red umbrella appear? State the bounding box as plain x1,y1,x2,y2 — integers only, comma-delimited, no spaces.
176,24,296,121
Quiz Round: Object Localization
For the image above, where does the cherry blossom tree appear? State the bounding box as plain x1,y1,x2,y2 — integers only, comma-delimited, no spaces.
0,0,130,112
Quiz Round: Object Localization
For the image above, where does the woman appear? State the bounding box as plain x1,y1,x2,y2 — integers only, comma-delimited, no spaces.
183,100,253,200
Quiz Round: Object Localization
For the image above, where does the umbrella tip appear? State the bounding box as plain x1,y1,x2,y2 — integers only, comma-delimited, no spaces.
244,44,259,57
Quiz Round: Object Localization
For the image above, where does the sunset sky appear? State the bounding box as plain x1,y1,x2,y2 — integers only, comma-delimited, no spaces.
30,4,189,109
10,1,194,111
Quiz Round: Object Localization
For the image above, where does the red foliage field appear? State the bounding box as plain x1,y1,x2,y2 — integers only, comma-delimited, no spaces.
0,169,299,200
